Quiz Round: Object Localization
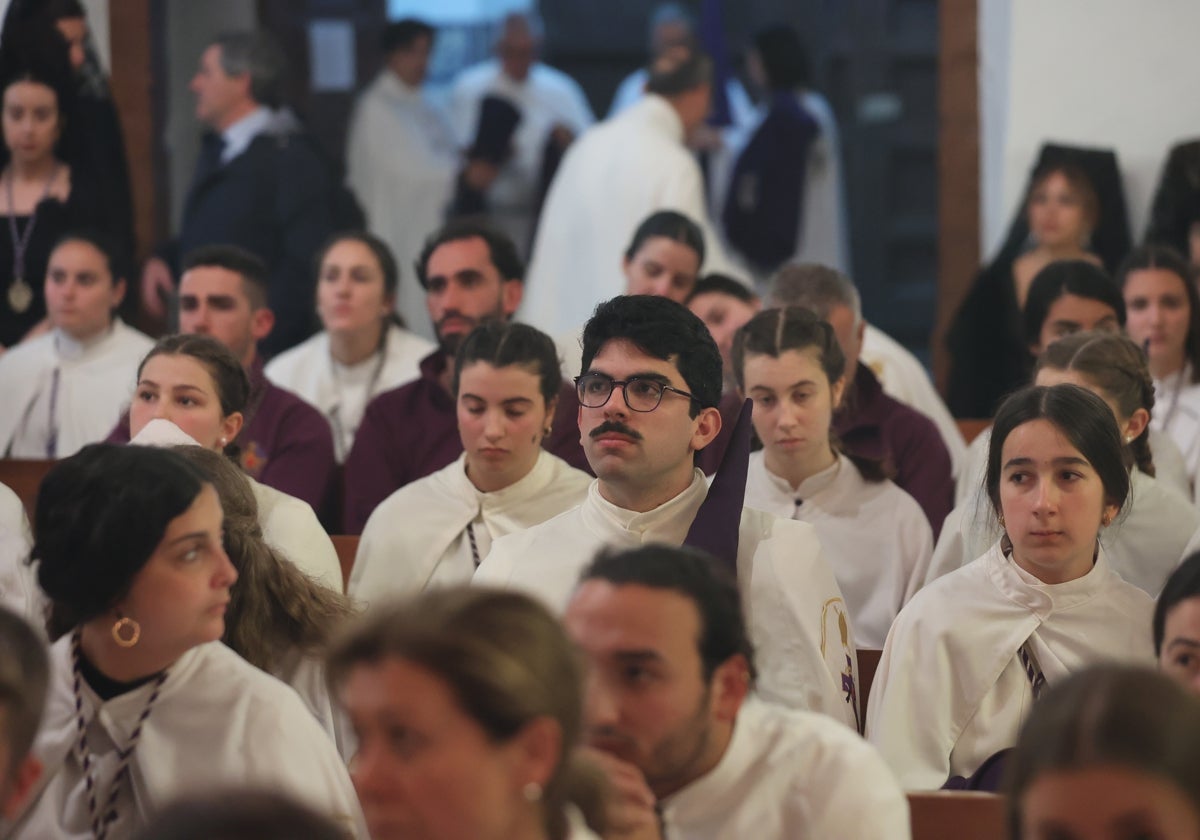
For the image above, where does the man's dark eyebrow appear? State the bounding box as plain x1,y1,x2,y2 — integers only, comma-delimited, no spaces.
611,649,667,665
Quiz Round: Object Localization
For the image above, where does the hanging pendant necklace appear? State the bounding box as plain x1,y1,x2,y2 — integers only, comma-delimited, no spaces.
5,162,62,314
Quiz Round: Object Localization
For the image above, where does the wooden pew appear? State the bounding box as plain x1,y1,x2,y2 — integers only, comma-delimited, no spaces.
956,418,992,445
330,534,359,593
908,791,1006,840
0,459,56,523
856,648,883,733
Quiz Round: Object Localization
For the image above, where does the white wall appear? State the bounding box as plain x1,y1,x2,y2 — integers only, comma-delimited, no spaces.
979,0,1200,258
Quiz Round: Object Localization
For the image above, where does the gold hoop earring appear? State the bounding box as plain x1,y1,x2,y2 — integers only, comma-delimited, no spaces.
997,513,1005,528
1101,512,1113,527
112,616,141,648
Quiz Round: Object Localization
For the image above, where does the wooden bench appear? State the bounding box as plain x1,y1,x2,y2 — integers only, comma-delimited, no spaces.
856,648,883,733
0,459,56,523
956,418,992,445
908,791,1006,840
329,534,359,592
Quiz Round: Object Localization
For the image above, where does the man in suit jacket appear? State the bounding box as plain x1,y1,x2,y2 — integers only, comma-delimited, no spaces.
140,32,337,356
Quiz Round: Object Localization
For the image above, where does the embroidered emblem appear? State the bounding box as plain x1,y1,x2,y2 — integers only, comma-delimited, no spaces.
239,440,268,478
821,597,859,729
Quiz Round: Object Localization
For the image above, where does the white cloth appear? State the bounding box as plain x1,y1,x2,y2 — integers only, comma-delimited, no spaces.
743,452,933,648
476,470,860,729
522,95,732,335
274,650,352,762
935,451,1197,598
11,638,366,838
251,479,342,592
867,542,1154,790
351,450,590,607
220,106,274,163
861,324,968,477
660,696,909,839
264,324,434,461
0,322,153,458
1151,366,1200,503
0,481,39,626
448,60,594,252
345,72,458,339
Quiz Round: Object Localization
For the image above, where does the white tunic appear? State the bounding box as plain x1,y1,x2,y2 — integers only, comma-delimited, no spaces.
743,452,933,648
251,479,342,592
345,71,458,340
475,471,860,729
11,638,366,838
521,95,732,336
1151,365,1200,503
351,451,590,607
861,324,968,477
660,696,910,840
0,322,153,458
933,462,1198,597
867,542,1154,790
0,481,39,625
448,60,594,253
264,324,434,461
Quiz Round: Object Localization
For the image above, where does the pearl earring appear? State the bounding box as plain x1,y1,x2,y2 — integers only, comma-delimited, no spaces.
522,781,542,802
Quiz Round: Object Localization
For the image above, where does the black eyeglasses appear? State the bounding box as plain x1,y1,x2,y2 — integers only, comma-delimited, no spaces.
575,373,697,412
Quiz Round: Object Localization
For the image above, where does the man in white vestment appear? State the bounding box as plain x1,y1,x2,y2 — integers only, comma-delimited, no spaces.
0,606,47,818
521,45,734,336
476,295,858,727
346,19,458,340
0,233,152,458
448,12,594,258
566,545,910,839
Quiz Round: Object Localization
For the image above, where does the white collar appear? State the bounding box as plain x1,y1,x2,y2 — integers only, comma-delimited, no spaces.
987,541,1113,619
53,322,114,362
221,106,274,162
627,94,685,143
451,450,558,516
582,469,708,544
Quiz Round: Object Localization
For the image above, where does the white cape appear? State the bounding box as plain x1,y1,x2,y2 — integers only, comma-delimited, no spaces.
351,450,590,607
476,471,861,729
251,478,342,592
0,322,153,458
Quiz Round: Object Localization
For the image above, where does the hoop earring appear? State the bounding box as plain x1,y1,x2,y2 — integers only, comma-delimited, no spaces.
112,616,141,648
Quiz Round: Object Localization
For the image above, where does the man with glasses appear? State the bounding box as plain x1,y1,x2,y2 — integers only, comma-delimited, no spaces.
477,295,858,728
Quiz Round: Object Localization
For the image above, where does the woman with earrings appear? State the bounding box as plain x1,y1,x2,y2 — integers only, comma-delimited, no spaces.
947,161,1104,418
1119,243,1200,499
867,384,1156,791
10,444,365,838
329,586,604,840
934,331,1199,596
129,334,341,591
264,231,435,462
350,321,590,606
732,306,933,648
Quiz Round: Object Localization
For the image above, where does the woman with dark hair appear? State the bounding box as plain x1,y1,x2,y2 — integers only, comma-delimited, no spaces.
723,23,848,278
1120,244,1200,495
1006,665,1200,840
11,444,364,838
329,586,604,840
936,331,1198,596
265,231,435,461
867,384,1155,791
1155,552,1200,694
171,445,355,754
129,334,342,591
947,161,1105,418
732,306,932,647
350,321,589,605
136,791,348,840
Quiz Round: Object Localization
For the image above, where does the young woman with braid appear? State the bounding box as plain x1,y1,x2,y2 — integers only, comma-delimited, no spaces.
11,444,364,838
931,331,1199,596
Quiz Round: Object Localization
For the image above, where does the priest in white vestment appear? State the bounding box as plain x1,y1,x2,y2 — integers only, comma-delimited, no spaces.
448,12,594,257
476,296,858,728
345,19,458,340
0,235,152,458
566,544,910,839
521,46,733,336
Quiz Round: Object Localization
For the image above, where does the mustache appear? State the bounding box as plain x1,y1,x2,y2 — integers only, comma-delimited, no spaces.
590,420,643,441
587,725,637,753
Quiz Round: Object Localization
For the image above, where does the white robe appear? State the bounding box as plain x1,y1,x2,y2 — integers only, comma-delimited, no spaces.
0,482,39,626
860,324,968,477
1151,366,1200,503
345,71,458,340
660,697,909,839
263,324,435,461
475,471,860,729
743,452,933,648
0,322,153,458
934,459,1197,599
521,95,733,336
251,479,342,592
867,542,1154,790
10,638,366,838
448,60,594,254
351,451,590,607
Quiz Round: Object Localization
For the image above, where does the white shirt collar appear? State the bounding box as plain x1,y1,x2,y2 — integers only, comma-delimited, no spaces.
53,322,114,362
582,469,708,545
221,106,274,163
